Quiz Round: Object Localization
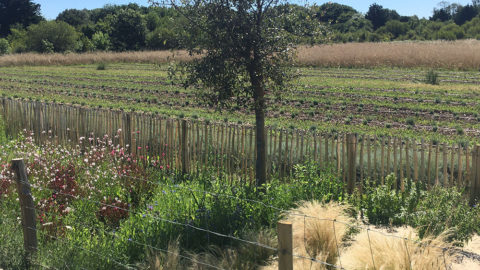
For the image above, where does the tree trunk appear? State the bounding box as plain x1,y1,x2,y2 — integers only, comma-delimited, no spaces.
254,87,267,186
251,65,267,186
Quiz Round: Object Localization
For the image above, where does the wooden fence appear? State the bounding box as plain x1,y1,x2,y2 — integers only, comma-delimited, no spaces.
2,98,480,199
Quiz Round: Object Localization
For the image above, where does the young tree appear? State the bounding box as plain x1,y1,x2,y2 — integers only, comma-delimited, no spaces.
150,0,320,186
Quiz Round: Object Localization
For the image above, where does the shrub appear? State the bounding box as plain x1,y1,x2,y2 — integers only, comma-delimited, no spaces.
97,62,107,70
362,174,421,225
0,38,10,55
409,187,480,242
425,70,439,85
26,21,79,53
456,126,464,135
406,117,415,126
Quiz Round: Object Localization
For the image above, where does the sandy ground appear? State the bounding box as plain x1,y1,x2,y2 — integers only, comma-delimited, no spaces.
452,235,480,270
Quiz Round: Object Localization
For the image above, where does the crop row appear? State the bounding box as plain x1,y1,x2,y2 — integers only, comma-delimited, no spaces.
1,63,480,143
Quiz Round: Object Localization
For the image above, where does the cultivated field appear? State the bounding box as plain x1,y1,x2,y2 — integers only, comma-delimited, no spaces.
1,63,480,144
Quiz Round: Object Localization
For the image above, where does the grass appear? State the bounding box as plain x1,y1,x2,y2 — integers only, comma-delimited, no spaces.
296,40,480,70
342,228,453,270
2,40,480,69
0,50,192,67
284,201,352,268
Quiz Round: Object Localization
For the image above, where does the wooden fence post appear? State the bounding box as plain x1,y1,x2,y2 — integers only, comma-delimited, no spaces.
125,112,132,154
11,158,38,259
278,221,293,270
181,119,188,174
347,134,357,194
470,145,480,205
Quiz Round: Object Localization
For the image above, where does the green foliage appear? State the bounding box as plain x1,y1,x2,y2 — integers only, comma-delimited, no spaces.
382,20,409,38
0,0,43,36
0,38,9,55
410,187,480,243
56,9,91,27
25,21,79,53
145,11,161,31
77,35,94,52
91,31,111,51
108,8,146,51
406,117,415,126
437,23,465,40
454,4,479,25
40,39,54,53
97,62,107,70
0,201,27,269
356,174,480,243
315,3,357,25
361,174,422,225
365,3,399,30
146,27,179,50
7,27,28,53
425,69,439,85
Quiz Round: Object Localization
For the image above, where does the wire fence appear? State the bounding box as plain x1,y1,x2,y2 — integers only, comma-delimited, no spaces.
5,160,471,270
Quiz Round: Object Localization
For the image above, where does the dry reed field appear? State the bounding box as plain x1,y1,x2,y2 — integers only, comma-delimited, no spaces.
0,50,192,67
2,40,480,69
296,40,480,69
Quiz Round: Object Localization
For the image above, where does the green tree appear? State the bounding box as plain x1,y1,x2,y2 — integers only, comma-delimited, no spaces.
454,4,479,25
315,3,357,25
152,0,311,185
431,8,452,21
146,26,179,49
91,31,110,51
0,0,43,36
383,20,408,39
145,11,161,31
108,8,146,51
0,38,9,55
365,3,399,30
25,21,79,53
437,23,465,40
462,15,480,38
56,9,91,27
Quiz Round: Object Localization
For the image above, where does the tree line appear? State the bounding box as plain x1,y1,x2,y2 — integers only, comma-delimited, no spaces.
1,0,480,55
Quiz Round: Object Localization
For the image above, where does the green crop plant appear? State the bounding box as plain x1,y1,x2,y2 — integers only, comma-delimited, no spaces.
425,70,439,85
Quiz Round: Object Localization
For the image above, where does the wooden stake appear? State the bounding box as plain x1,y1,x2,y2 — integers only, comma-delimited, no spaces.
12,159,38,259
277,221,293,270
347,134,357,194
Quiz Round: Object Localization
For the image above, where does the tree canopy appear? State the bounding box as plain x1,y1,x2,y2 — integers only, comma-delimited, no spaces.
0,0,43,36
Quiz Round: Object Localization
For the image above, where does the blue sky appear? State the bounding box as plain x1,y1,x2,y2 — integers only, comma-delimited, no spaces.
35,0,474,20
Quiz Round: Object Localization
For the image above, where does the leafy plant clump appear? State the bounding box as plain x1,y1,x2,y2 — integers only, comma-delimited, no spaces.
425,69,439,85
96,62,107,70
361,174,422,226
